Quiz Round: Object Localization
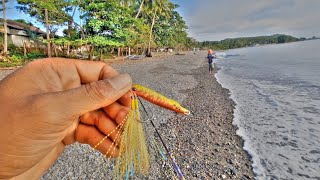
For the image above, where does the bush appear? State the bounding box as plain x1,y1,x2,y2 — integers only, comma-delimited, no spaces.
27,52,46,59
0,53,25,67
0,44,46,67
9,54,24,62
8,44,22,54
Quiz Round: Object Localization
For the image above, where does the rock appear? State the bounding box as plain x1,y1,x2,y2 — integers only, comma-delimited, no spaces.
229,166,237,175
227,159,233,164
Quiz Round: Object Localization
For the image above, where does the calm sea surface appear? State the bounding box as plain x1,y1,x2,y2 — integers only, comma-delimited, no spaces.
215,40,320,179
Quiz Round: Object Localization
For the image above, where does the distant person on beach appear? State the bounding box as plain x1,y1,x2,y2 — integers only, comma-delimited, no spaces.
207,49,215,74
0,58,132,179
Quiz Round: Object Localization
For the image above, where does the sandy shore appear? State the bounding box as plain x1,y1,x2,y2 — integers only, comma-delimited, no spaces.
0,52,254,179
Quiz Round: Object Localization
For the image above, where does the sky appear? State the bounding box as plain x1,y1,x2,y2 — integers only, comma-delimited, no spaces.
173,0,320,41
1,0,319,41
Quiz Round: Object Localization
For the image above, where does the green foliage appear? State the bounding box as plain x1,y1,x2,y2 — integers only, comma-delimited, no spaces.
26,51,46,59
53,37,72,46
130,20,149,48
0,51,25,67
14,19,33,26
199,34,299,50
2,0,193,66
16,0,72,26
62,27,79,40
12,0,196,61
0,52,46,67
0,44,46,67
10,0,303,61
86,36,122,47
8,44,20,53
81,0,136,48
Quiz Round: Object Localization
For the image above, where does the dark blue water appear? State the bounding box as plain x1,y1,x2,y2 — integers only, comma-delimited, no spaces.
215,40,320,179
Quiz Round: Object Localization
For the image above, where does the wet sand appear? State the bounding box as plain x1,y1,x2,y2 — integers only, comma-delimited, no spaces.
0,52,254,179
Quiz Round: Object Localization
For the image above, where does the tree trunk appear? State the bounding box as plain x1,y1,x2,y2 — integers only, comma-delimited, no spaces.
35,42,38,51
79,8,84,41
118,47,121,57
135,0,145,18
54,44,58,57
23,41,27,57
67,7,77,56
89,46,94,60
2,0,7,55
99,49,102,61
67,44,70,56
45,9,51,57
128,47,131,56
147,12,156,57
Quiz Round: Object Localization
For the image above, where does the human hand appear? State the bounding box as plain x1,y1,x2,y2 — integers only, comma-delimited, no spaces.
0,58,132,179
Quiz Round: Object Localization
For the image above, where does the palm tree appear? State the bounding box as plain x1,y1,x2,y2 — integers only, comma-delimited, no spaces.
135,0,146,18
119,0,146,18
44,8,51,57
145,0,173,56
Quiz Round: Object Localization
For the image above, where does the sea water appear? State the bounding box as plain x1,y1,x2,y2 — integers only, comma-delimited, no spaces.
215,40,320,179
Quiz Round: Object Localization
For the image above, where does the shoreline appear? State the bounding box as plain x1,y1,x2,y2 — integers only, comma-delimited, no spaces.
215,65,256,177
154,64,254,179
0,53,254,179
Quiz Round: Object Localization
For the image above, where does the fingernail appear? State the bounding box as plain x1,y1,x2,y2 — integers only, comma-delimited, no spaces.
107,73,132,90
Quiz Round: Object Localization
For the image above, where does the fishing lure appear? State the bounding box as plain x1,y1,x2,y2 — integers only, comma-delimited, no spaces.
132,84,190,115
94,84,190,179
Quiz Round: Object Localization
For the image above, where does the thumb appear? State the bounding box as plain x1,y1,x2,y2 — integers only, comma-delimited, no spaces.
38,73,132,119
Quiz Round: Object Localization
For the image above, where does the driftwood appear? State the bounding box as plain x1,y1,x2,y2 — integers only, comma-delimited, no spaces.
124,55,145,60
0,66,21,70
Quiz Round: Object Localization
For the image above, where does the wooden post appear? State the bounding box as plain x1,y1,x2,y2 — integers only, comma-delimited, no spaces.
89,46,94,60
45,9,51,57
147,13,156,57
2,0,7,55
23,41,27,57
99,48,102,61
53,43,57,57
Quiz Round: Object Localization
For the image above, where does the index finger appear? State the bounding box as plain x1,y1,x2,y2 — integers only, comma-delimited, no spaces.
49,58,131,107
48,58,119,84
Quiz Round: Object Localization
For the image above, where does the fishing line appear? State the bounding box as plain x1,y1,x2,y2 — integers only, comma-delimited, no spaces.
135,94,154,123
138,97,185,180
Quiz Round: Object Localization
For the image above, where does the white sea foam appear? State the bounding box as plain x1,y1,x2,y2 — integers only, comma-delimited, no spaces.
215,51,227,59
214,40,320,179
216,68,266,179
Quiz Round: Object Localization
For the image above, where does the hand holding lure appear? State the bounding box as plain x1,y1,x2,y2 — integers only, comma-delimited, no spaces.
95,84,189,179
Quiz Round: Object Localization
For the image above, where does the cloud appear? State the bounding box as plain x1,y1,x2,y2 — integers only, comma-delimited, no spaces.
179,0,320,41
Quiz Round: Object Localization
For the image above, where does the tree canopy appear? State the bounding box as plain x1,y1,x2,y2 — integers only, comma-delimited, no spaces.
199,34,300,50
15,0,193,59
10,1,303,61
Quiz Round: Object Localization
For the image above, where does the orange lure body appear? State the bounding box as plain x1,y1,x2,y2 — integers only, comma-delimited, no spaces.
132,84,190,115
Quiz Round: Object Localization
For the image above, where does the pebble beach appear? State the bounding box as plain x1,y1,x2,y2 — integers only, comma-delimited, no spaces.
0,52,254,179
